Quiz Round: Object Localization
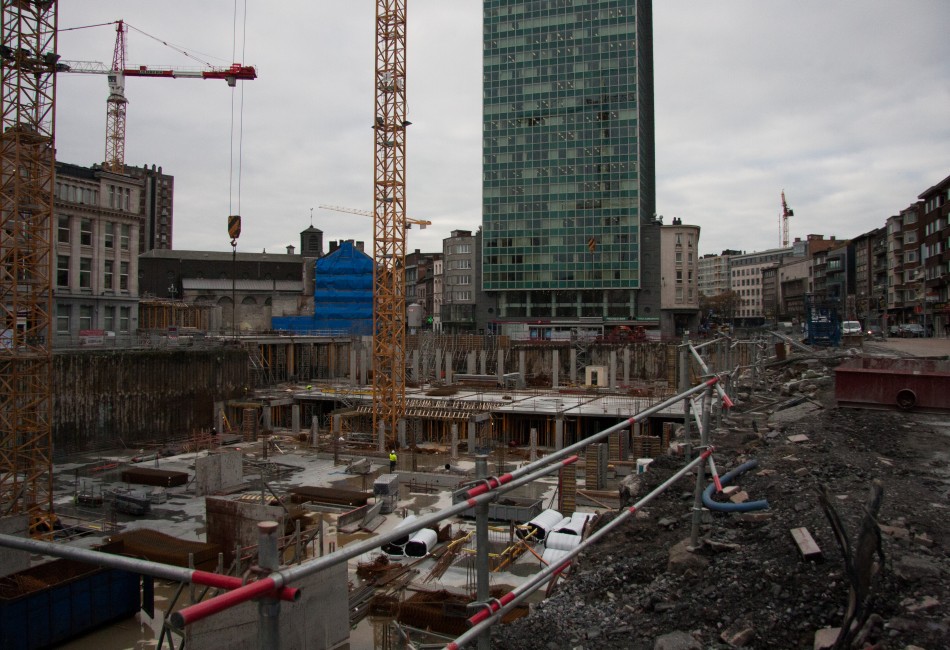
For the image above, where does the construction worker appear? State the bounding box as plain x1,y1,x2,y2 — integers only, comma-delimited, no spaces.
389,449,398,473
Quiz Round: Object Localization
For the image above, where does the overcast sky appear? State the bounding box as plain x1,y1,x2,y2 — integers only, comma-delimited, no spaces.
56,1,950,258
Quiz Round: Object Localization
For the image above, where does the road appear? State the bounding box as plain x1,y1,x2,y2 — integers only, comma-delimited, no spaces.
862,335,950,357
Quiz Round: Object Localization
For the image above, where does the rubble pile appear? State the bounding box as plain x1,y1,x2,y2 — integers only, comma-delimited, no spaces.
493,352,950,649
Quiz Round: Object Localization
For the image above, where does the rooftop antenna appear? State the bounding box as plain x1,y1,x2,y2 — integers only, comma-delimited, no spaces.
310,207,313,226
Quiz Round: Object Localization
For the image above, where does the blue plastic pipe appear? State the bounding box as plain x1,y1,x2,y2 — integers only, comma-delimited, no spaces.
703,459,770,512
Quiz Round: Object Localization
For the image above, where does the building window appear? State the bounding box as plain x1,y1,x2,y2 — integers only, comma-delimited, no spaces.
120,261,129,291
124,188,131,211
104,306,115,332
79,257,91,289
57,305,70,334
58,216,70,243
57,255,69,287
119,306,130,332
104,222,114,248
120,224,130,251
108,185,116,208
104,260,114,289
80,220,92,246
79,305,93,331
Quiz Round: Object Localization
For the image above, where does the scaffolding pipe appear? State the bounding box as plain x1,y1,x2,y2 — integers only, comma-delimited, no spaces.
0,533,300,602
474,455,490,650
690,386,714,548
464,376,725,501
445,448,715,650
687,344,735,409
170,454,581,628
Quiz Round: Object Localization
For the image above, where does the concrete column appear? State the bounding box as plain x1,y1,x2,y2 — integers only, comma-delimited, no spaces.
397,419,406,449
361,344,370,386
451,424,459,461
262,404,272,432
623,348,630,385
436,349,444,381
214,401,224,433
496,349,505,386
445,353,453,384
286,343,295,380
555,416,564,451
291,404,300,434
479,350,487,375
349,349,358,386
529,428,537,462
310,416,319,449
332,414,342,465
467,351,477,374
467,419,476,454
378,421,386,453
552,349,559,389
570,348,577,384
412,350,420,383
609,350,617,389
519,349,526,383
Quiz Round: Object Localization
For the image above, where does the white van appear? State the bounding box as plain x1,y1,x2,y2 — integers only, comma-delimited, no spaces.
841,321,862,335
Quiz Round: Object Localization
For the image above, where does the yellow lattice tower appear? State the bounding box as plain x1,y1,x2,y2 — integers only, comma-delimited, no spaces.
0,0,58,535
372,0,408,446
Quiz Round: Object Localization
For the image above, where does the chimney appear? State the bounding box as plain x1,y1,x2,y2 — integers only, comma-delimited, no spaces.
286,245,295,255
329,240,339,253
356,241,365,252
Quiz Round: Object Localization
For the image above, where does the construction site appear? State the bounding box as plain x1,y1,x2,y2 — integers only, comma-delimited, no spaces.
3,2,950,650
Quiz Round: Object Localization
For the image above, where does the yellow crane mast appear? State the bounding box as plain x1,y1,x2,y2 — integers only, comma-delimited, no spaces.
0,0,58,535
372,0,409,447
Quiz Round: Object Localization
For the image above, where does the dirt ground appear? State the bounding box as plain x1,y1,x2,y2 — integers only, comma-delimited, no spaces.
492,341,950,649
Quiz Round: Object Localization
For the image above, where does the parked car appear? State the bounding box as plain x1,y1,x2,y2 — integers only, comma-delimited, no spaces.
865,324,883,338
898,323,926,338
841,321,862,336
888,324,902,337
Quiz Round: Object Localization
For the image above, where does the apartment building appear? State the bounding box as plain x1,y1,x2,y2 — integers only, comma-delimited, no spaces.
54,162,142,343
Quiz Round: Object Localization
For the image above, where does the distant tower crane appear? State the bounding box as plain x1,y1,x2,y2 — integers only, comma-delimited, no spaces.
60,20,257,173
781,190,794,248
0,0,58,536
372,0,409,447
318,204,430,230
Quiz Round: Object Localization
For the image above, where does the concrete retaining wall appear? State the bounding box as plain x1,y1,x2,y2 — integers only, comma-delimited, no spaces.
53,348,248,454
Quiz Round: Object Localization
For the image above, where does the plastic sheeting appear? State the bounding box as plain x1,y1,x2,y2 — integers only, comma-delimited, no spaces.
381,515,419,556
517,509,566,542
544,531,582,551
405,528,438,557
555,512,596,536
272,241,374,335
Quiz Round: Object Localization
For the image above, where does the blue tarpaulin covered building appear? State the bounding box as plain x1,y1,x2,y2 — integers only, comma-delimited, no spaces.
272,240,374,335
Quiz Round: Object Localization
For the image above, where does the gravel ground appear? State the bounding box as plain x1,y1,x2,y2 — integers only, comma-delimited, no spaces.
492,348,950,650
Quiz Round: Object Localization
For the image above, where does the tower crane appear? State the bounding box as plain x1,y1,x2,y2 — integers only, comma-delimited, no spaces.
59,20,257,173
0,0,58,536
372,1,409,447
781,190,794,248
318,204,430,230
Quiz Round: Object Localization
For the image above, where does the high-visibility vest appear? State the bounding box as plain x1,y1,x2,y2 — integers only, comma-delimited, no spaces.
389,452,397,462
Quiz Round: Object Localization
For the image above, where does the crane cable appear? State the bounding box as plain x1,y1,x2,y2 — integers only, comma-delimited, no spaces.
229,0,248,218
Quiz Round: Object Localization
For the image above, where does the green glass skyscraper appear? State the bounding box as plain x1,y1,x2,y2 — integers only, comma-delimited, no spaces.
482,0,658,333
